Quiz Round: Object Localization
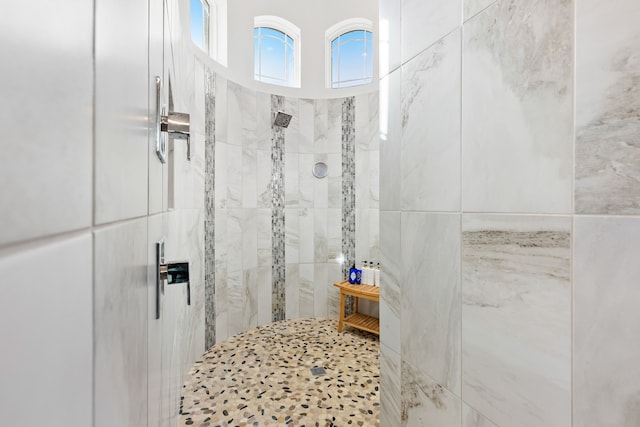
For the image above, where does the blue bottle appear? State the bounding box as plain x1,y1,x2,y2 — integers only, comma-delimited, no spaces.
348,264,362,284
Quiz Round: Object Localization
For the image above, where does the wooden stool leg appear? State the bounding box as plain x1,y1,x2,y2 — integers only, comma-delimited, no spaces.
338,291,345,332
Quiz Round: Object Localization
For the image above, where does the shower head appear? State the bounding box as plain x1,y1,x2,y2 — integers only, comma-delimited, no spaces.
273,111,292,128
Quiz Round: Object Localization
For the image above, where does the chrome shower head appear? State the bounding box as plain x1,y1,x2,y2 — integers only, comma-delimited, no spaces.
273,111,292,128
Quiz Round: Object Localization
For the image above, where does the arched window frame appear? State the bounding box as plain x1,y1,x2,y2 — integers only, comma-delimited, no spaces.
190,0,228,66
325,18,374,89
254,15,301,88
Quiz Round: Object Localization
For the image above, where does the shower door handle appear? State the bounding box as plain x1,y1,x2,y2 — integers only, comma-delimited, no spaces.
155,76,192,162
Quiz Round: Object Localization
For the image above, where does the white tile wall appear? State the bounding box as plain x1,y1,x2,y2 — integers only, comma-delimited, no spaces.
0,1,93,246
0,235,93,427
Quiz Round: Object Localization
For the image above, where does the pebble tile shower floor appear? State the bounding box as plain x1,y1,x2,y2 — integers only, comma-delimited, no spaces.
180,318,380,426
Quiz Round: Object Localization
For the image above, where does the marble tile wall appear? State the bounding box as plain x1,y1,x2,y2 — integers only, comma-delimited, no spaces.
575,0,640,214
1,1,206,427
381,0,640,426
213,88,379,334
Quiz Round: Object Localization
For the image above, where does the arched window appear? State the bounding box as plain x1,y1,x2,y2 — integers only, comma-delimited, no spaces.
326,18,374,89
190,0,227,65
254,16,301,88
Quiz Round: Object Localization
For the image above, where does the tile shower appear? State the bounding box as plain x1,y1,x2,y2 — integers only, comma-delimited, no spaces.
206,74,380,345
379,0,640,426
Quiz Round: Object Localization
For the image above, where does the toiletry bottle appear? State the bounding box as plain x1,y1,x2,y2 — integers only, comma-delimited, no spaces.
374,262,381,287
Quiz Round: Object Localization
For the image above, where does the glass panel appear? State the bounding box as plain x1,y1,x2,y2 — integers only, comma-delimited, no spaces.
365,36,373,79
254,34,260,77
260,36,286,81
190,0,205,50
287,44,295,85
261,27,285,41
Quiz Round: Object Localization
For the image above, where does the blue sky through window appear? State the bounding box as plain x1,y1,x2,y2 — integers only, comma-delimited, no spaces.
331,30,372,88
254,27,295,87
190,0,208,51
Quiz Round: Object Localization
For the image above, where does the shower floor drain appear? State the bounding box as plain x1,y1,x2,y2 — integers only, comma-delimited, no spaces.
310,367,326,376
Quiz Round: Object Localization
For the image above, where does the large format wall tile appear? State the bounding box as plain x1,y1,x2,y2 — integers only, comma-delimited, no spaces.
0,234,92,427
380,211,401,354
0,0,93,245
463,404,498,427
401,361,462,427
464,0,496,21
94,0,149,224
94,218,148,427
462,214,571,427
462,1,573,214
381,344,402,427
379,0,401,77
380,69,402,211
401,29,461,212
574,217,640,427
401,212,460,394
575,0,640,214
401,0,461,64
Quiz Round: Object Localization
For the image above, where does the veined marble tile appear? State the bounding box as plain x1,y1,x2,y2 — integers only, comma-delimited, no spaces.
401,0,461,64
255,92,271,149
381,345,402,427
462,214,571,427
285,208,300,264
327,98,343,154
0,0,92,245
401,361,462,427
214,75,228,144
313,263,329,317
574,217,640,427
299,263,315,318
214,142,228,209
368,91,381,152
314,99,328,154
285,263,300,319
401,29,461,212
462,0,573,213
257,208,271,267
380,69,402,211
285,152,300,207
464,0,497,22
327,208,342,263
355,147,371,210
241,208,257,270
0,234,92,427
379,0,401,77
243,268,258,331
369,150,380,209
256,149,272,208
575,0,640,214
227,269,243,336
226,81,242,146
242,144,257,209
94,218,148,427
327,152,342,208
257,265,272,326
225,209,243,277
355,208,371,263
326,262,342,318
380,211,401,354
314,153,329,208
299,153,315,208
401,212,461,394
284,97,300,153
298,99,315,154
226,144,242,208
463,404,498,427
314,208,328,263
299,207,315,263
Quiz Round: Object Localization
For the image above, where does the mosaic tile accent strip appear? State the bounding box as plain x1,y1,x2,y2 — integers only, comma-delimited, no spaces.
271,95,286,322
180,318,380,427
204,68,216,348
342,97,356,315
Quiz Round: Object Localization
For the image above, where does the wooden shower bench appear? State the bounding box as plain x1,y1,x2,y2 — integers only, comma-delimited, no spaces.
333,280,380,335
